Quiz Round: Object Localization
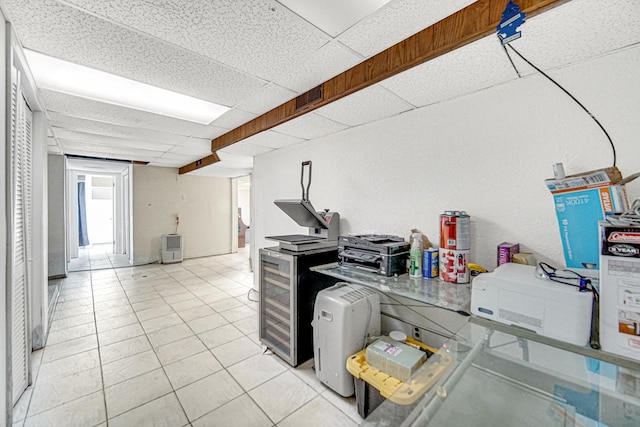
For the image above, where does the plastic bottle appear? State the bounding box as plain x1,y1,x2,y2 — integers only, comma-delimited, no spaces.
409,232,423,278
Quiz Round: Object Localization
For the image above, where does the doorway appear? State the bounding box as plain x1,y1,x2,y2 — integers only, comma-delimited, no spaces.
234,174,252,272
66,157,133,271
237,175,251,250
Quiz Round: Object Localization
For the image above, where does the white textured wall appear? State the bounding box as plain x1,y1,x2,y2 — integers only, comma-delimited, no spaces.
132,165,232,264
47,154,66,277
253,45,640,276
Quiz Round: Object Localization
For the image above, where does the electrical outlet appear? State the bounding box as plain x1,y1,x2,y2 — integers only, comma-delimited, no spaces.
413,327,421,341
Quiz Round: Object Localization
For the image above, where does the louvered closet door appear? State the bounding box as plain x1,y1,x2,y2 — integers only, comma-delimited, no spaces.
9,70,33,405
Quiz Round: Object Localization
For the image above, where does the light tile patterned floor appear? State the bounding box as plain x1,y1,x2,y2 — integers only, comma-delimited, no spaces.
69,244,132,272
13,248,362,426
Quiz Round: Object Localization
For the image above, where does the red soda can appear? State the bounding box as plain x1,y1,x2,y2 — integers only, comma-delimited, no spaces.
440,211,470,250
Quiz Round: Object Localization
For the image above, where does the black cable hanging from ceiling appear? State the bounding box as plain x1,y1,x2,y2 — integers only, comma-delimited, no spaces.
499,35,617,167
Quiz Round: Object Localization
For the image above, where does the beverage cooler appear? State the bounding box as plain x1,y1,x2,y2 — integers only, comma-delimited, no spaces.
259,247,338,366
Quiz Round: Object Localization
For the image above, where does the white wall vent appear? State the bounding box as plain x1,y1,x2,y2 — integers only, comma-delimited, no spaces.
161,234,183,264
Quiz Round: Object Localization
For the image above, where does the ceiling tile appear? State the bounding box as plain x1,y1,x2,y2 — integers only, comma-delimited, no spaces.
5,0,266,107
217,152,255,169
189,124,229,140
53,128,176,152
187,164,252,178
273,113,349,140
41,90,206,137
47,112,187,144
241,130,305,149
338,0,475,57
234,83,297,115
274,41,363,93
175,137,212,153
381,35,518,108
64,149,149,162
209,109,257,130
49,0,330,81
218,141,274,157
277,0,392,37
58,138,165,156
168,144,211,157
314,85,413,126
57,140,161,163
147,161,181,168
507,0,640,73
66,158,130,173
156,152,201,163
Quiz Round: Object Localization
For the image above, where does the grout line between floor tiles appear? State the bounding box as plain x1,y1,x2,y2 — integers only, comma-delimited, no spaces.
118,269,193,424
20,277,93,423
89,268,111,427
15,351,42,425
97,266,189,422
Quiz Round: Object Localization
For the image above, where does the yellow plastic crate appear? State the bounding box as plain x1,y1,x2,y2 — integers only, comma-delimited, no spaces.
346,337,452,405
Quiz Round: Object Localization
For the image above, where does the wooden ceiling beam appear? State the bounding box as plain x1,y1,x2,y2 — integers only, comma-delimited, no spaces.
180,0,569,174
178,152,220,174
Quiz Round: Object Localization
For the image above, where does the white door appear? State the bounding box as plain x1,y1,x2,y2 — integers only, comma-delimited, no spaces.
9,68,33,405
113,175,118,254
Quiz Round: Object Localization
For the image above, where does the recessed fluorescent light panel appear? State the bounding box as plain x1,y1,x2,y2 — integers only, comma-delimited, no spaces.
277,0,392,37
24,50,229,124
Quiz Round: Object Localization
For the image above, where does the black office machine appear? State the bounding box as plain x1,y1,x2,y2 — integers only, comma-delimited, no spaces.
267,160,340,252
338,234,410,277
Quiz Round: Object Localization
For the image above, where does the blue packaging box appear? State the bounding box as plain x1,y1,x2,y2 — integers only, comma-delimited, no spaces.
552,186,627,269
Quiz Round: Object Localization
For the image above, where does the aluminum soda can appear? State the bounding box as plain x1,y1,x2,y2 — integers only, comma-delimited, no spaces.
439,248,470,284
423,248,439,278
440,211,470,250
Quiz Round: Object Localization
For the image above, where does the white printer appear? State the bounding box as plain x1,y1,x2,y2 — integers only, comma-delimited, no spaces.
471,263,593,346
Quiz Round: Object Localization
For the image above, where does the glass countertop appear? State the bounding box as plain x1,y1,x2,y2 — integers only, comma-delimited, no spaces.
363,321,640,427
310,263,471,313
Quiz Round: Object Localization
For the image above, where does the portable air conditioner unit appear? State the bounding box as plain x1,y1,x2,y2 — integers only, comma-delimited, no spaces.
313,283,380,397
161,234,183,264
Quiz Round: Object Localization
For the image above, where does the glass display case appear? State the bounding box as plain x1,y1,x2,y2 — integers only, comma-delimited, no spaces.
363,320,640,427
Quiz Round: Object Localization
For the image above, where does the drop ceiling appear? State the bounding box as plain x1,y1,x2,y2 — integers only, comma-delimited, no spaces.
2,0,639,177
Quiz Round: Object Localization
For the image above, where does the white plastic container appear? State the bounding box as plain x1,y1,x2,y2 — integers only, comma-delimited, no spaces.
409,232,422,278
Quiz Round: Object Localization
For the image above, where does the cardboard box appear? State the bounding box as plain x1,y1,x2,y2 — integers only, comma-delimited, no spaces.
545,167,639,270
599,222,640,361
497,242,519,266
365,337,426,381
545,167,622,193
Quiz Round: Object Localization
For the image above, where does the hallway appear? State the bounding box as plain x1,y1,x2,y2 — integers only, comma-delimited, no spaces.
68,244,132,272
13,249,360,426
